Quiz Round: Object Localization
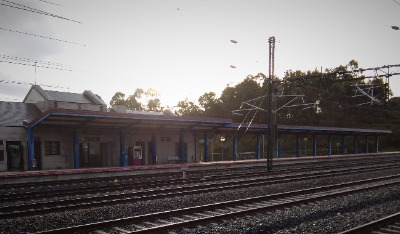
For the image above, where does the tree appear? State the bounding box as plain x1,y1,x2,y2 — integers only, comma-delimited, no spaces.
126,88,144,111
147,98,162,112
198,92,222,117
219,77,264,120
109,92,126,106
110,88,165,111
145,88,162,112
175,98,202,117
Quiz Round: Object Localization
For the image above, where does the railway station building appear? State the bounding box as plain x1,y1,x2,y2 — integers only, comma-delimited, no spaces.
0,85,392,172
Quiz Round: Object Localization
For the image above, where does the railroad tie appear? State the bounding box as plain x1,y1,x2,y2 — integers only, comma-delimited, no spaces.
183,214,198,220
194,212,210,218
388,223,400,231
95,231,108,234
143,221,156,226
132,224,147,230
171,217,186,222
205,211,222,216
380,227,400,233
113,227,130,233
157,219,173,225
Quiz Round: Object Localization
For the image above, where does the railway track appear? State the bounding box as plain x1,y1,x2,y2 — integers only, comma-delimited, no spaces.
1,155,399,201
35,174,400,233
1,154,397,194
339,212,400,234
0,162,399,219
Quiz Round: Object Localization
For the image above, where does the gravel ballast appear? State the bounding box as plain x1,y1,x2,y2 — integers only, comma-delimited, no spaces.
0,167,399,233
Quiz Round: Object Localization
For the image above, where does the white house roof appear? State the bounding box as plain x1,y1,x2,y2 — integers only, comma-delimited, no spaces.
23,85,106,105
0,101,42,127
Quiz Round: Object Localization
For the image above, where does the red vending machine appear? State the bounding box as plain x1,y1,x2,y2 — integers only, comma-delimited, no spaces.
133,146,142,165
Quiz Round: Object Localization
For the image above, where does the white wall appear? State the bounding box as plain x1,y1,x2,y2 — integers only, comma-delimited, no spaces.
35,129,73,170
0,126,201,172
0,127,27,172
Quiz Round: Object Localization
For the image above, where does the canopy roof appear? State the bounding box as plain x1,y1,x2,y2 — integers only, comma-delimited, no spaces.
24,109,391,136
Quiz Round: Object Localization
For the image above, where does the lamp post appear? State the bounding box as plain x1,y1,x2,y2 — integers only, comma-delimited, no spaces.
267,36,275,171
220,136,225,161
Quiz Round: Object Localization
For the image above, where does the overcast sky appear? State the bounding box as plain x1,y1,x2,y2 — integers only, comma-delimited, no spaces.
0,0,399,108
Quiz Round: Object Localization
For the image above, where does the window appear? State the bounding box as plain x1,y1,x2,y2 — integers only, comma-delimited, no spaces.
45,141,60,155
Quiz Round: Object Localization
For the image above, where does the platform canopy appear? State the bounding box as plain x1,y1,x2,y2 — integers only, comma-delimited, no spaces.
24,109,231,132
24,109,392,136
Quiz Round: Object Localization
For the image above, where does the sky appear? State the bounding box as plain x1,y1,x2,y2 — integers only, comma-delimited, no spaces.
0,0,399,109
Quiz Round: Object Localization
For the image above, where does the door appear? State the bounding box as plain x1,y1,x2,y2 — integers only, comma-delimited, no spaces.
6,141,23,171
79,143,89,168
79,143,101,168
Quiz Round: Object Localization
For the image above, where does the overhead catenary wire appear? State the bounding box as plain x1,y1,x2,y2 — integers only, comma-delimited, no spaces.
0,27,86,46
0,0,82,23
337,9,397,30
234,82,270,134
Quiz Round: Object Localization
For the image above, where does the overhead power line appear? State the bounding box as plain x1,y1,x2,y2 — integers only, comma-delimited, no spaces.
0,79,69,89
0,27,86,46
0,0,82,23
0,60,74,72
0,54,74,71
37,0,63,7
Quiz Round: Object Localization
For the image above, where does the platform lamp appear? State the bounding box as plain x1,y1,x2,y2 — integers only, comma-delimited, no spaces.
220,135,225,161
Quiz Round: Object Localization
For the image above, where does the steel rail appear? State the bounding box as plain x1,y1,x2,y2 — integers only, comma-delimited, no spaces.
339,212,400,234
1,155,398,202
34,175,400,233
1,162,399,219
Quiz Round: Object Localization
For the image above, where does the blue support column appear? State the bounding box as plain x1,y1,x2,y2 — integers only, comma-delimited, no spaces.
277,137,282,158
296,135,300,157
375,136,379,153
73,130,79,169
27,127,35,171
365,136,369,153
312,135,317,156
256,134,261,160
204,133,209,162
328,135,332,156
180,132,184,163
233,134,237,161
120,132,127,167
354,135,358,154
152,133,157,165
341,136,346,154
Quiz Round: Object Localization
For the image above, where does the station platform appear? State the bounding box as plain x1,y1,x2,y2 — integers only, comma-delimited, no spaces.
0,152,398,185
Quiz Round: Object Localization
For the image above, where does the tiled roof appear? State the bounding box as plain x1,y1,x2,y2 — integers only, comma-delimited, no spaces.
25,85,106,105
0,102,42,127
45,90,93,104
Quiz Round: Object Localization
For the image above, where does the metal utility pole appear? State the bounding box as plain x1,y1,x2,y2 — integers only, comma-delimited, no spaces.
267,36,275,171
